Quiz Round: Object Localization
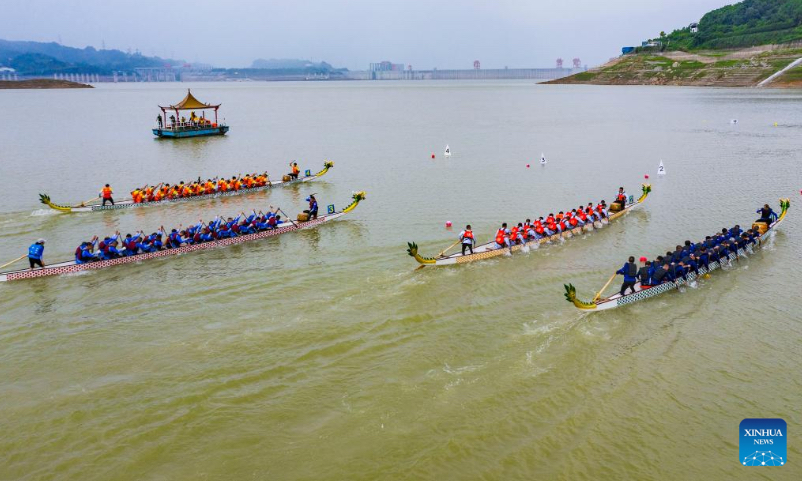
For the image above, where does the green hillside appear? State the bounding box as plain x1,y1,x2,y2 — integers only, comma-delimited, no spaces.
0,39,181,75
661,0,802,50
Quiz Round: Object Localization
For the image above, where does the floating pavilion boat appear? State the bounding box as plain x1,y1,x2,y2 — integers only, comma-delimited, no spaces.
408,184,652,267
564,199,790,312
153,89,229,138
38,162,334,214
1,192,366,283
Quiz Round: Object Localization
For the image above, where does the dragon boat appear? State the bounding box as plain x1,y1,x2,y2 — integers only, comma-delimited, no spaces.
39,162,334,214
1,192,365,283
564,198,790,312
408,184,652,267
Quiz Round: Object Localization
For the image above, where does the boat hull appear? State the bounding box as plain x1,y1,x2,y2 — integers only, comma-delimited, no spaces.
409,184,651,267
40,162,334,213
3,192,365,282
152,126,229,138
566,198,791,311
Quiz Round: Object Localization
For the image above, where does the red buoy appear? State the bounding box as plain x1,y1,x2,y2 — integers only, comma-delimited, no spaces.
526,164,530,168
644,174,649,179
431,153,435,159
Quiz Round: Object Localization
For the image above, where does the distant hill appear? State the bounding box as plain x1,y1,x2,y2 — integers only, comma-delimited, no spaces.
661,0,802,51
0,39,182,75
251,58,336,70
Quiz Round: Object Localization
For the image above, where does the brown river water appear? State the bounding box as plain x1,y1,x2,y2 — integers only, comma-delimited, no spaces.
0,81,800,480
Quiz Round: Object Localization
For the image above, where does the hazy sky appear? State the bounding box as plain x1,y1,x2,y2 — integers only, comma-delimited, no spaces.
1,0,735,69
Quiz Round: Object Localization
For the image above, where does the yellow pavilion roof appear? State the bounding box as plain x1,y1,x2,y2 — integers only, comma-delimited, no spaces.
159,89,220,110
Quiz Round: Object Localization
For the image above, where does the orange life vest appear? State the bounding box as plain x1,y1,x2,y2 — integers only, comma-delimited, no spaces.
569,217,578,227
463,230,474,241
292,165,300,175
495,228,506,245
616,193,626,202
101,187,112,199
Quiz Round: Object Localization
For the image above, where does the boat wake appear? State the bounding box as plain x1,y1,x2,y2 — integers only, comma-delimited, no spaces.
30,209,58,217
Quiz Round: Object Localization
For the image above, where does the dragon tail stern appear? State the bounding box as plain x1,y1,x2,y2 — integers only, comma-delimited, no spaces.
564,283,598,310
407,242,437,265
39,194,72,213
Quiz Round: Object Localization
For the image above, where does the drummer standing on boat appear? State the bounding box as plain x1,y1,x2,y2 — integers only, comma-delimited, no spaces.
28,239,46,269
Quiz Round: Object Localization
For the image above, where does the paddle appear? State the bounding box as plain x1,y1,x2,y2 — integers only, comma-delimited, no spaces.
0,254,27,270
75,196,100,207
593,272,618,302
439,239,461,257
278,208,299,229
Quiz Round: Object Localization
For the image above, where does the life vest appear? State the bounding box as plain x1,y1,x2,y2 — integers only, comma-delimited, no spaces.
292,165,300,175
596,204,604,213
205,182,215,194
101,187,112,199
463,230,474,240
559,221,567,231
124,239,138,251
626,262,637,277
556,213,564,222
616,193,626,202
495,228,506,245
578,211,587,221
510,227,519,239
546,216,555,224
245,177,254,188
569,217,578,227
535,225,545,235
585,207,593,216
182,186,192,197
75,247,83,261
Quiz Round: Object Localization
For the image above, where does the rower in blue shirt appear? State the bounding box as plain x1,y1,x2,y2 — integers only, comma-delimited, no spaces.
28,239,46,269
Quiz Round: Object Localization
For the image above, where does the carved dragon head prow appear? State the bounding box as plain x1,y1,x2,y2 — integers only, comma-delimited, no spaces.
637,183,652,203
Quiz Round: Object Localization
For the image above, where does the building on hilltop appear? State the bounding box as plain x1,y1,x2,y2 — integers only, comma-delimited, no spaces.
690,22,699,34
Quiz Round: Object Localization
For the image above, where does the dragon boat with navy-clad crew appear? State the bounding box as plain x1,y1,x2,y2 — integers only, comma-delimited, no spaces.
407,184,651,267
38,161,334,214
1,191,365,283
564,199,790,312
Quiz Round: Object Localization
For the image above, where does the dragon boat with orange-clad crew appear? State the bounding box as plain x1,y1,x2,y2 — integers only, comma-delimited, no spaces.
38,161,334,214
407,184,651,267
563,198,790,312
1,192,365,283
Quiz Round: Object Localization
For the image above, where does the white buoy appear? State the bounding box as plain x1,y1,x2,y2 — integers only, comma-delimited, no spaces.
658,160,666,176
444,145,451,157
540,153,547,165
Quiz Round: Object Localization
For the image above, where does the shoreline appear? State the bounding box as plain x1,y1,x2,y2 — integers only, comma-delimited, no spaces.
0,79,93,90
